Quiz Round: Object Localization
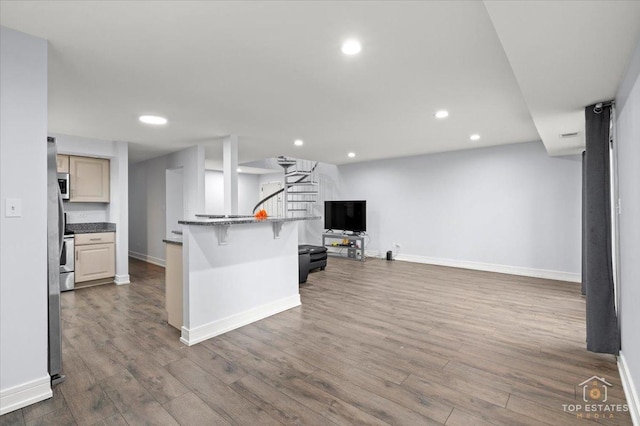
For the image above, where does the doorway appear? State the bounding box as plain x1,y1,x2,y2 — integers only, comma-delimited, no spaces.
260,182,282,217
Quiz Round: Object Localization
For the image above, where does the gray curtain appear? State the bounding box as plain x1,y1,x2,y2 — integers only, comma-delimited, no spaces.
581,151,586,296
583,102,619,355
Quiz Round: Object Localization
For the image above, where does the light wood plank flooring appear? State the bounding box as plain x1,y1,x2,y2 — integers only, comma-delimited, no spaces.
1,257,632,425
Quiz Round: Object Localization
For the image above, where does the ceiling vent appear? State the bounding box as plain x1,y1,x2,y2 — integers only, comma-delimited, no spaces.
560,132,579,139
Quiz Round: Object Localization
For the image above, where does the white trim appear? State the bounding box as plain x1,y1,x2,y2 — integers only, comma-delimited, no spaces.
128,251,165,267
365,250,382,259
113,274,130,285
364,251,580,282
619,352,640,426
396,253,580,282
180,295,301,346
0,376,52,416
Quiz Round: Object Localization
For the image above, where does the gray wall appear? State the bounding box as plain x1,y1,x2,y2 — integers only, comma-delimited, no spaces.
129,145,204,265
337,141,582,281
205,170,260,215
616,39,640,416
0,26,50,411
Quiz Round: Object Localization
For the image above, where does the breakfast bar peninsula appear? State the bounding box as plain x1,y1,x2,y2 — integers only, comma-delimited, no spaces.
176,215,319,346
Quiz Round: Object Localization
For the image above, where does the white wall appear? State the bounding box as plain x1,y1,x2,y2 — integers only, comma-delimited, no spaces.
181,221,300,345
256,172,284,217
205,170,260,215
615,39,640,423
52,133,130,284
0,26,51,414
129,145,205,265
258,172,284,192
166,169,183,236
337,141,582,281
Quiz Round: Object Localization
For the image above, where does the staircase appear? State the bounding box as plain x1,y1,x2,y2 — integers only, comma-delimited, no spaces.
252,156,319,217
279,156,319,217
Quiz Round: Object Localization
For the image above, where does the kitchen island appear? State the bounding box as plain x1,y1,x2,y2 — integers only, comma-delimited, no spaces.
176,216,319,345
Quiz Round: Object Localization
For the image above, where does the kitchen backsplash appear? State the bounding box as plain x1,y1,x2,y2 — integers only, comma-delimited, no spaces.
64,202,109,223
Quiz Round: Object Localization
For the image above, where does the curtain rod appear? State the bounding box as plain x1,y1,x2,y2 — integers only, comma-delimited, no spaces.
593,100,615,114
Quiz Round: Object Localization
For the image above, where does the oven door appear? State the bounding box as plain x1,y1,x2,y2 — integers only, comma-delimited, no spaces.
60,237,74,273
57,173,70,200
60,236,75,292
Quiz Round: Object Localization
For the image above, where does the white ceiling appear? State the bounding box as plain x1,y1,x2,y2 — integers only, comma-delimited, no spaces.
1,1,639,165
485,0,640,156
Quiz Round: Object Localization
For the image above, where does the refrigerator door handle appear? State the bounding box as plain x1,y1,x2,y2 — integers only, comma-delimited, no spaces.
58,189,64,257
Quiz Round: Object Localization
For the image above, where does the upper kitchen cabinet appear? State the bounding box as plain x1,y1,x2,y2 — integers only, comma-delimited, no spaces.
56,154,69,173
69,156,110,202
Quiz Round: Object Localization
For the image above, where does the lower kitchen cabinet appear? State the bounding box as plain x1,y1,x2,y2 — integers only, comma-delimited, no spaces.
165,242,183,330
75,232,115,283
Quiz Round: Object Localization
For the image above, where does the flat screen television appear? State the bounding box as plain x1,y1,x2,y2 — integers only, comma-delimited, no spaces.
324,200,366,233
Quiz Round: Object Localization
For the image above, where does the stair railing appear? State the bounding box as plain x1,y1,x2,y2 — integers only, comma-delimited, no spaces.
252,159,319,215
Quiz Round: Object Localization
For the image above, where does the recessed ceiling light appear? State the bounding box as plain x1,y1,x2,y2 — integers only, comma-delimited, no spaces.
348,152,356,158
139,115,167,125
434,110,449,119
294,139,304,146
341,39,362,55
237,168,242,173
470,134,481,141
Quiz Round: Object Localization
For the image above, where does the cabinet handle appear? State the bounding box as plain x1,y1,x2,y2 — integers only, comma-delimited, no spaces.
90,238,101,241
76,251,78,261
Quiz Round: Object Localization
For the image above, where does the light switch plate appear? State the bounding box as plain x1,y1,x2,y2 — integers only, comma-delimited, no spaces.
5,198,22,217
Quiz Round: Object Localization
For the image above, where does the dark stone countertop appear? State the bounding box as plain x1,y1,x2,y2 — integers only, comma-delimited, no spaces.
163,237,183,246
195,214,255,219
179,216,320,226
65,222,116,234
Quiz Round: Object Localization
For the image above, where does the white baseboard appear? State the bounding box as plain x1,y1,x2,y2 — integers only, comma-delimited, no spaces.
180,295,301,346
392,253,580,283
363,250,579,283
619,352,640,426
128,251,165,267
0,376,52,416
365,250,382,259
113,274,130,285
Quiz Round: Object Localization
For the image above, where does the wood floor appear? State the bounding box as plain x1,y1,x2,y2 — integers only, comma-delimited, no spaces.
1,257,632,426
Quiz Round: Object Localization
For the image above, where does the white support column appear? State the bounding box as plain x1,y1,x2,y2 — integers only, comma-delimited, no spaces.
110,141,130,285
223,135,239,216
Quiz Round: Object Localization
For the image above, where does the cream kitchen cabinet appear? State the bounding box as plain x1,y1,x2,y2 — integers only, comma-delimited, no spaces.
56,154,69,173
69,156,110,202
75,232,115,283
164,241,183,330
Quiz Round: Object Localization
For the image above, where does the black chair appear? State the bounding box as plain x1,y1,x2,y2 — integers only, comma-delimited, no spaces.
298,246,311,283
298,244,327,271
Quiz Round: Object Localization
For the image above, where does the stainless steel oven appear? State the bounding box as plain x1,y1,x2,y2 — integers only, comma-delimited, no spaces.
57,173,69,200
60,236,74,291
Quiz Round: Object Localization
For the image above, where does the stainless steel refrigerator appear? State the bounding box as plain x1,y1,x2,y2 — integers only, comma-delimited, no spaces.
47,136,65,385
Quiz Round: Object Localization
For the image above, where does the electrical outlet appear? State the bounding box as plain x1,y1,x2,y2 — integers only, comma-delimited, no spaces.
5,198,22,217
